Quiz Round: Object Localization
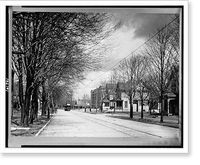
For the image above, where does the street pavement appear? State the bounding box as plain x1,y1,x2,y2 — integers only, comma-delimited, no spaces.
38,109,181,146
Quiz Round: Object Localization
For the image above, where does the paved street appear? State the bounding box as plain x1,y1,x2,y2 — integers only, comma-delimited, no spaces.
38,109,180,146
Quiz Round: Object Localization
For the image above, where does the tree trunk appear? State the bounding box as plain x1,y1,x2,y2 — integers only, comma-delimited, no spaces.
42,99,47,116
47,96,51,119
30,86,39,123
160,82,164,122
42,82,47,116
114,102,115,114
18,74,25,125
136,101,138,112
24,78,33,127
141,99,144,119
160,100,163,123
17,54,25,125
47,106,50,119
33,97,39,121
29,100,34,124
24,93,31,126
47,93,51,119
130,96,133,119
51,95,55,114
160,47,164,123
149,101,152,115
141,88,144,119
33,88,39,121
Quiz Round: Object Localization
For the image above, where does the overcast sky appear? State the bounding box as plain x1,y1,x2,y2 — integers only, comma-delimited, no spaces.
73,8,180,100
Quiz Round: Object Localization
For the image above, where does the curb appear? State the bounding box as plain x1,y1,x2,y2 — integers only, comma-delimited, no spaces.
35,115,55,137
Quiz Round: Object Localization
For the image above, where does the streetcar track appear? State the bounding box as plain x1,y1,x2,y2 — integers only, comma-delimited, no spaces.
71,112,134,137
76,113,133,137
71,111,162,138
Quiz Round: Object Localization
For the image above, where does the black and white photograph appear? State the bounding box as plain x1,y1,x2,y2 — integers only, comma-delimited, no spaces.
1,1,189,153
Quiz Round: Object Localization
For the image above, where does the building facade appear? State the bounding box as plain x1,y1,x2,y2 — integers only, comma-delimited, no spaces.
91,82,150,112
90,79,179,115
90,85,105,109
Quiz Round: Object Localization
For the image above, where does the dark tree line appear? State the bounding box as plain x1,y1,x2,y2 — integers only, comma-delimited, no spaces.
12,12,112,126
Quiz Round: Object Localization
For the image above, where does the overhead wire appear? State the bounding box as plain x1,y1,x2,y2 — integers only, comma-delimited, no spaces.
82,15,180,90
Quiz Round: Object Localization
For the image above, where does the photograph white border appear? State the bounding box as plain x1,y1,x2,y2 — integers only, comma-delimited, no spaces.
0,0,188,153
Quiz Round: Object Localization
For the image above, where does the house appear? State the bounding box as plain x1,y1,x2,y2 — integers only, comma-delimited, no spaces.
91,82,150,113
133,84,150,112
101,82,149,112
147,65,179,116
163,93,179,115
113,82,129,111
90,84,117,111
101,83,116,111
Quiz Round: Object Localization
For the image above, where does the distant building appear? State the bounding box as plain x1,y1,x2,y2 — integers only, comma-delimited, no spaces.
91,82,150,112
90,85,105,109
75,98,90,109
90,76,179,115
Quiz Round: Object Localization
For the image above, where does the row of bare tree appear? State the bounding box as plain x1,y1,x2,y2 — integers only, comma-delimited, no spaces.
109,15,180,122
11,12,112,126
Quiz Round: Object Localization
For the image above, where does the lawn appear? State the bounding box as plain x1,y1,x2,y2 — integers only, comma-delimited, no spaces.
11,109,52,137
106,111,179,128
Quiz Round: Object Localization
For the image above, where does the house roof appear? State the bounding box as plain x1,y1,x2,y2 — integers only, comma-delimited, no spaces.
116,82,129,91
105,82,129,92
165,92,176,98
115,98,122,101
102,99,110,103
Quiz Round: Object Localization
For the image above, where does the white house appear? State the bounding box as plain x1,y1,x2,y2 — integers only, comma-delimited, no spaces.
101,82,150,112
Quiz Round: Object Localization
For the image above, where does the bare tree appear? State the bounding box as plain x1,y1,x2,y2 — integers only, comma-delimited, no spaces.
143,18,180,122
133,55,149,119
12,12,113,126
113,54,145,119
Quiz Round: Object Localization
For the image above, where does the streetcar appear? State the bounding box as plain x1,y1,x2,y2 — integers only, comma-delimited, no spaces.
64,104,71,111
